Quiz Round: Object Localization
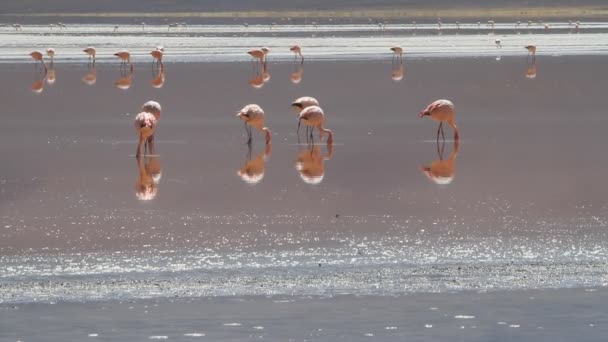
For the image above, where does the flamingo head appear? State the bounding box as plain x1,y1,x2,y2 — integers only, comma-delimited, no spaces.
418,110,430,118
261,47,270,54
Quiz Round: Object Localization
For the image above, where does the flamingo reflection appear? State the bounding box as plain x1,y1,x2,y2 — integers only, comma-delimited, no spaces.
391,60,404,82
237,143,271,184
151,63,165,88
420,138,459,185
82,64,97,85
526,58,537,79
248,61,269,88
46,61,56,85
135,153,162,201
290,59,304,84
294,142,333,185
30,69,47,94
115,64,134,90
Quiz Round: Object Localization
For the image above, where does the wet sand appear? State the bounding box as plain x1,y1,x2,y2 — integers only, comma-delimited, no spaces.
1,56,608,301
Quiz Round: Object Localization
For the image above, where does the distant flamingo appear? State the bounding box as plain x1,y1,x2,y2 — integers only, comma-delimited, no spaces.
134,111,157,157
29,51,46,71
150,48,163,67
13,24,22,31
525,45,536,59
418,99,459,141
83,47,96,63
46,48,55,62
237,104,272,145
248,47,269,63
114,50,132,68
290,45,303,61
495,39,502,48
390,46,403,63
298,105,333,144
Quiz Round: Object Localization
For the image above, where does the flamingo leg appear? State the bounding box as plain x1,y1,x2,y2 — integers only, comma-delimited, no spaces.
136,134,145,157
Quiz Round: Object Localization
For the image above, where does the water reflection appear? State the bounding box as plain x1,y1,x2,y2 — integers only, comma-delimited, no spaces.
238,143,271,184
46,62,57,85
526,57,537,79
290,60,304,84
81,64,97,85
115,64,134,90
420,139,459,185
248,62,268,89
391,61,404,82
294,142,333,185
30,68,47,94
151,63,165,89
134,154,162,201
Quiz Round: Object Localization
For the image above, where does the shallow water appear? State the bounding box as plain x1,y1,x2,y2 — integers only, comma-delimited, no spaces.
1,55,608,301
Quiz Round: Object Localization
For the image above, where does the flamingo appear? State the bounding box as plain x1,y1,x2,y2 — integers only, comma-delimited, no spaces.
525,45,536,58
290,45,303,61
150,48,163,67
298,105,333,144
114,50,132,67
248,47,269,63
46,48,55,62
390,46,403,63
236,104,271,145
291,96,320,126
113,25,119,32
83,47,96,63
13,24,22,31
134,111,157,157
29,51,46,71
418,99,459,141
140,100,162,149
495,39,502,48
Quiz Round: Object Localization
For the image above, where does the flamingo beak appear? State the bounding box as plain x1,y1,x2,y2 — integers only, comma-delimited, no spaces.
418,111,426,117
236,112,243,117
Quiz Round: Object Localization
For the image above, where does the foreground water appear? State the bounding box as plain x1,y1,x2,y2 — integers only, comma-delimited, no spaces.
1,55,607,303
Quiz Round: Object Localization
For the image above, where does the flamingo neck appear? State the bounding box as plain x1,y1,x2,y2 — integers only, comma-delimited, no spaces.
321,128,333,144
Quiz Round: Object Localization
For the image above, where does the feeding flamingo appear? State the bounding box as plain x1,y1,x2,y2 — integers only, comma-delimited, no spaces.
248,47,269,63
290,45,303,61
29,51,47,71
46,48,55,62
150,48,163,67
390,46,403,63
83,47,96,63
525,45,537,57
236,104,272,145
134,111,157,158
298,105,333,144
114,50,132,67
418,99,459,141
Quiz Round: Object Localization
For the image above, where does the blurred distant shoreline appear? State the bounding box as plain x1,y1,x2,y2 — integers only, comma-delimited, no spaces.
2,6,608,21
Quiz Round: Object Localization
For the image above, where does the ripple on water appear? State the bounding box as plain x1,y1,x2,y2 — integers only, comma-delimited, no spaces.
149,336,168,340
184,333,205,337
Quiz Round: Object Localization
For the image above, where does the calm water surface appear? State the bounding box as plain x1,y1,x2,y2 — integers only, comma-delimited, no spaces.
1,56,608,300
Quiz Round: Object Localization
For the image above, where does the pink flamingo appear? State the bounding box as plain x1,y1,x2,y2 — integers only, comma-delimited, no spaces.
134,111,157,157
29,50,47,71
150,48,163,67
298,105,333,144
390,46,403,63
237,104,272,145
83,47,96,64
248,47,269,63
290,45,303,61
291,96,320,136
46,48,55,62
114,50,132,68
418,99,459,141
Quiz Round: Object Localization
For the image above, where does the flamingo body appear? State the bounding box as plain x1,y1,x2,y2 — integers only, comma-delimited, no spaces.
419,99,459,140
237,104,271,144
